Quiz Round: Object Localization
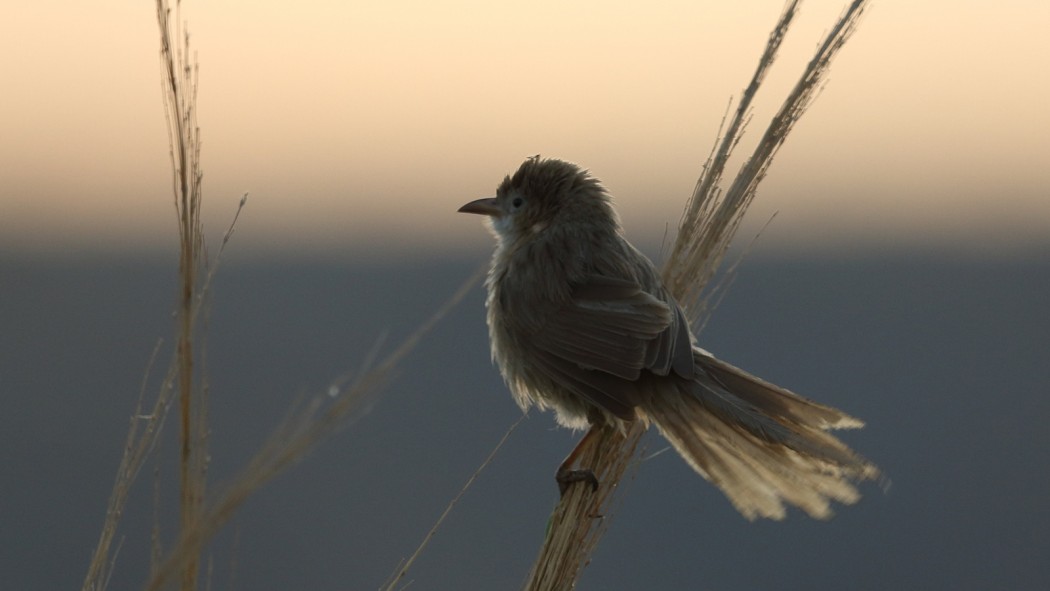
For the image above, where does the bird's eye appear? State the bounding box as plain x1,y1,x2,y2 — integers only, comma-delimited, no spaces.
511,197,524,210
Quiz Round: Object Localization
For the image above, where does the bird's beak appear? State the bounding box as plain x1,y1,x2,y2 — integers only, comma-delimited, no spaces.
458,197,501,217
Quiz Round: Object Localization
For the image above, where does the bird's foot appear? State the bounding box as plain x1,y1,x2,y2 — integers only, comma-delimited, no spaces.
556,468,599,497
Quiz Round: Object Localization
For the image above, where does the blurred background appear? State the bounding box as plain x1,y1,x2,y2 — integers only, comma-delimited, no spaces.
2,1,1048,589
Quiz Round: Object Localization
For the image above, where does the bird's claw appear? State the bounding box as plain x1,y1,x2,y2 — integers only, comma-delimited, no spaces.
557,468,599,496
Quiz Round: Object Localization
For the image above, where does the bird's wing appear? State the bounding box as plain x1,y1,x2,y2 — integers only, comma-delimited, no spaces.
525,274,694,418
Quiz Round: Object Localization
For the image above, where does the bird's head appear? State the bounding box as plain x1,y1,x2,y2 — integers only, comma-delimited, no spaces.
459,156,620,244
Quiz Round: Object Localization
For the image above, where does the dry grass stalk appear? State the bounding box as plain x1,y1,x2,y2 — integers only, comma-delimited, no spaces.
82,2,207,589
86,1,484,588
86,0,480,587
664,0,802,323
383,414,526,591
523,423,643,590
522,2,869,589
82,343,177,591
155,1,208,588
668,0,868,325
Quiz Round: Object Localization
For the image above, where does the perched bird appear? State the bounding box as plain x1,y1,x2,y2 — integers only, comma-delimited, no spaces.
459,156,878,520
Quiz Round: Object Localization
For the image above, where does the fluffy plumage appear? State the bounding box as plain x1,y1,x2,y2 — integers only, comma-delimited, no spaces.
460,156,878,520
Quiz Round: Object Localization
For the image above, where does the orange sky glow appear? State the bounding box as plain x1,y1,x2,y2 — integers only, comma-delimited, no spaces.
2,1,1048,259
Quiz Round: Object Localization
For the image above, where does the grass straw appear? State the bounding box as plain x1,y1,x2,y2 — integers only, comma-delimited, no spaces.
156,1,208,588
86,1,482,588
82,342,176,591
83,1,206,589
383,414,527,591
522,2,869,589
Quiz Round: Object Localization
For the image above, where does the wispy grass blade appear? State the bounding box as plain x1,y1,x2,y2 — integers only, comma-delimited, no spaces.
672,0,868,324
664,0,800,321
384,414,526,591
143,266,485,591
156,1,208,588
82,342,175,591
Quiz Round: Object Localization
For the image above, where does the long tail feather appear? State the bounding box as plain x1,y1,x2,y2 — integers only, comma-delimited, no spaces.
643,350,878,520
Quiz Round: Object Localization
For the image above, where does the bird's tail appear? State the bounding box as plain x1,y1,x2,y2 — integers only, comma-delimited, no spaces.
641,349,879,520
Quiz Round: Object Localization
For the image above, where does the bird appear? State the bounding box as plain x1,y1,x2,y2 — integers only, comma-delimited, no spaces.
458,156,878,520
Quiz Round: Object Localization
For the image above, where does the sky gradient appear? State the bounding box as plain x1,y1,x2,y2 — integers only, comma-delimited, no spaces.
3,1,1048,259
